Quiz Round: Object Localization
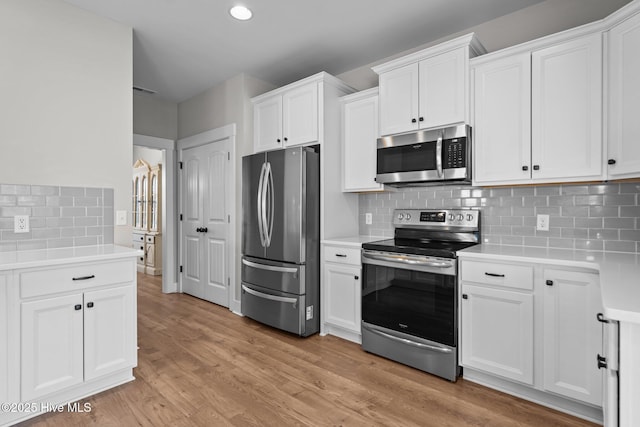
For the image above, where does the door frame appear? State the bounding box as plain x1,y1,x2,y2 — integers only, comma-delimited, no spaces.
177,123,237,312
133,134,178,294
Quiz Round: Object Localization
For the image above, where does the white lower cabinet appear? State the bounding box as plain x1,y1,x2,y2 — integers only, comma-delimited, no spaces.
459,256,603,421
461,284,533,384
543,269,602,406
0,273,10,404
321,243,362,343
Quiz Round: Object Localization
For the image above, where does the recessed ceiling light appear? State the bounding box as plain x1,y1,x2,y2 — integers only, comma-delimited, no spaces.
230,5,252,21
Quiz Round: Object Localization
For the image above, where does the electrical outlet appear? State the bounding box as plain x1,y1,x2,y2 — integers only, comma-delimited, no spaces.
365,213,373,225
116,210,127,226
536,214,550,231
14,215,30,233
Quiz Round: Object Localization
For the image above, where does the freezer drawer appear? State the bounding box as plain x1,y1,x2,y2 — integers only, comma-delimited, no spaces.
241,282,316,336
241,256,305,295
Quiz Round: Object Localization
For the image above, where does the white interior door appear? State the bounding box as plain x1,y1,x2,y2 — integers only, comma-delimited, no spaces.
181,138,231,307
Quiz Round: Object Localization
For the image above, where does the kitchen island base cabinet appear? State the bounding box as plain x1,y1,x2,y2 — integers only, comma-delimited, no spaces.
0,248,139,427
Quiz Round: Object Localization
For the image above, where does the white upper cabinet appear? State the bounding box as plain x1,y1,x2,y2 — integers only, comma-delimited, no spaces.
341,88,383,192
254,95,283,153
473,53,531,184
253,81,318,152
607,8,640,179
531,34,603,182
374,33,485,137
472,32,603,185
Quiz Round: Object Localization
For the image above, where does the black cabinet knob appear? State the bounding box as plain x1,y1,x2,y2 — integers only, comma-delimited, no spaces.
354,276,359,280
462,294,468,299
533,165,540,171
411,118,417,123
418,117,424,122
276,139,281,143
74,304,82,311
597,354,607,369
608,159,616,165
522,166,529,171
87,302,94,308
546,280,553,286
284,137,288,142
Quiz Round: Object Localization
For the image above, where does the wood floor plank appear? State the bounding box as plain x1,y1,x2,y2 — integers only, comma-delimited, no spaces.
18,273,599,426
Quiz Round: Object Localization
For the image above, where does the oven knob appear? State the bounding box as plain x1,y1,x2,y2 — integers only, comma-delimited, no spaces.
398,213,404,220
405,213,411,220
466,214,474,221
457,214,464,221
448,214,455,221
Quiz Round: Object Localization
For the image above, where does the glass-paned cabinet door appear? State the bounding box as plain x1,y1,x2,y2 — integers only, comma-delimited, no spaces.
149,165,162,233
141,175,148,230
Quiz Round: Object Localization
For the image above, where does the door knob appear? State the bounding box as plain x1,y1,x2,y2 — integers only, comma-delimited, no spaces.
202,227,208,233
196,227,202,232
608,159,616,165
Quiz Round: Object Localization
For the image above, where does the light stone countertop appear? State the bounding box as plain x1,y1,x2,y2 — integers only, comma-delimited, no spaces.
321,235,387,248
0,244,143,271
457,244,640,325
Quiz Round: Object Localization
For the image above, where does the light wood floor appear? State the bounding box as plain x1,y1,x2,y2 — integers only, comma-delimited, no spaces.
21,273,598,427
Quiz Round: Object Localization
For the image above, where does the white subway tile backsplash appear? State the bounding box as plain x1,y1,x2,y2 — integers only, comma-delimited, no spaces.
0,184,115,250
359,182,640,253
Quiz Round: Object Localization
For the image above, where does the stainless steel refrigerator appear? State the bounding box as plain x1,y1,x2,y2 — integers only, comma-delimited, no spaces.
241,146,320,336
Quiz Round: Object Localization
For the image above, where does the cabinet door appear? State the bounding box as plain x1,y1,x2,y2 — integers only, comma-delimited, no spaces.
461,284,534,385
0,275,8,403
323,263,361,334
21,294,84,401
608,12,640,179
531,34,603,181
379,63,419,136
419,47,466,129
543,269,602,405
342,93,382,192
254,96,283,153
282,83,318,147
473,53,531,185
84,285,136,381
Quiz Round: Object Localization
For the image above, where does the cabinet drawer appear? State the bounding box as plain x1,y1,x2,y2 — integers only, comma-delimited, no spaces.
460,259,533,290
132,233,145,242
323,246,361,266
20,259,135,299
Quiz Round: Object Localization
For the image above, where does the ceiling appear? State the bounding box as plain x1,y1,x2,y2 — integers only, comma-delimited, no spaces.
64,0,546,103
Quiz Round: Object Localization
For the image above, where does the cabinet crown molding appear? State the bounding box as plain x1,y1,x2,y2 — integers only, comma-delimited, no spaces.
372,32,486,75
251,71,355,103
339,87,378,104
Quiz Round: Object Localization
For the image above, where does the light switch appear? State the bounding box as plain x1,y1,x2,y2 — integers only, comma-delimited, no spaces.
116,210,127,226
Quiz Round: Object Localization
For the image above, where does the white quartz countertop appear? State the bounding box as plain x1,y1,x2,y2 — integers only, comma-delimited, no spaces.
0,244,143,271
322,235,386,248
457,244,640,324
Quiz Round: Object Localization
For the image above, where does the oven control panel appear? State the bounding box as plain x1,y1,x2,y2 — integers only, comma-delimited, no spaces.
394,209,479,229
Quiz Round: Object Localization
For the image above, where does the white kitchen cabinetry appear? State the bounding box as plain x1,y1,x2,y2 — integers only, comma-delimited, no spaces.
20,260,136,401
542,269,602,406
460,260,534,385
253,81,318,152
472,33,603,185
607,7,640,180
321,243,362,343
0,247,139,427
374,33,485,136
340,88,383,192
458,254,603,422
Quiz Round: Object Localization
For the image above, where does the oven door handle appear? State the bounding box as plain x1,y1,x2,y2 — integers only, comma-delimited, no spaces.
363,324,452,354
362,252,453,268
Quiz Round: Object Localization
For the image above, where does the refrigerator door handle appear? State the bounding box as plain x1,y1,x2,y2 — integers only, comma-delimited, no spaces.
265,161,275,247
257,161,267,247
242,284,298,309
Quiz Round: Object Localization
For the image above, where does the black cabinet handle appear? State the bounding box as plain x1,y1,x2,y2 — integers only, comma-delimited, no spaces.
597,313,609,323
196,227,201,232
418,117,424,122
462,294,468,299
354,276,359,280
533,165,540,171
87,302,94,308
546,280,554,286
608,159,616,165
72,275,95,281
597,354,607,369
485,272,505,278
74,304,82,310
522,166,529,171
335,254,347,258
202,227,208,233
411,118,417,123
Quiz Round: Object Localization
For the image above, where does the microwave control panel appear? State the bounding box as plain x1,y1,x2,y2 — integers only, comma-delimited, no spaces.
444,138,466,169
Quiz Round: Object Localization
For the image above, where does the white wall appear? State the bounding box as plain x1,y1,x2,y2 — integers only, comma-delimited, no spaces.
0,0,133,246
133,93,178,140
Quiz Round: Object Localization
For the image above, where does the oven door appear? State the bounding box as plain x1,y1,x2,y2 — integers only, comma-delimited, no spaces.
361,251,457,347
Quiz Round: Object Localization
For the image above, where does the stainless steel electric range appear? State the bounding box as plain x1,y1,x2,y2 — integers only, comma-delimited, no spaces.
361,209,480,381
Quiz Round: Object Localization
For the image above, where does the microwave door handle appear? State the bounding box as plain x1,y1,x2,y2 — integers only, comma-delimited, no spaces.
436,132,443,178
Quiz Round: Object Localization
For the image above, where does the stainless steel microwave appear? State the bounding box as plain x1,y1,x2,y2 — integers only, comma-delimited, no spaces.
375,124,471,187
